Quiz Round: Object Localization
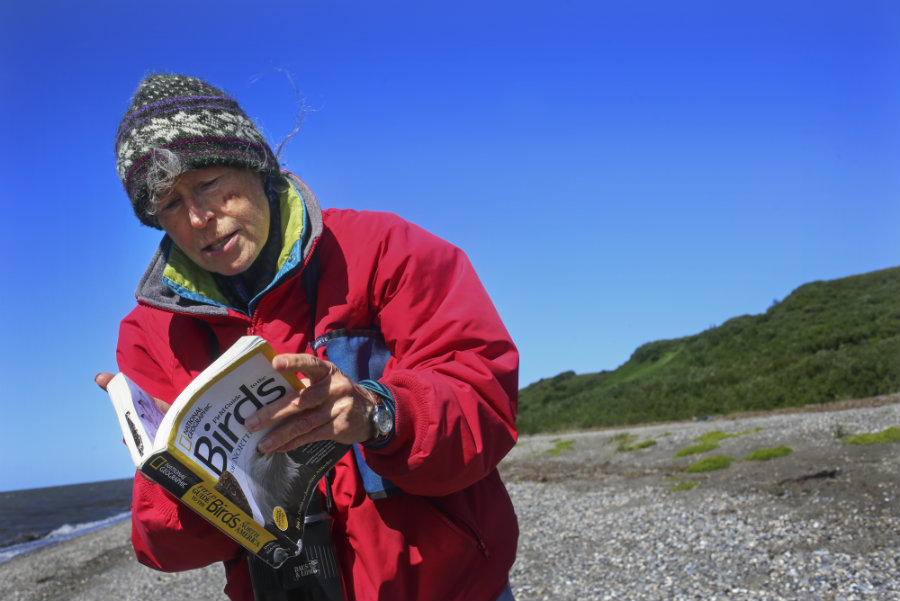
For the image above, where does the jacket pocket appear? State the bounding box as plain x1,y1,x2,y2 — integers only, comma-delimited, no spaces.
420,497,490,558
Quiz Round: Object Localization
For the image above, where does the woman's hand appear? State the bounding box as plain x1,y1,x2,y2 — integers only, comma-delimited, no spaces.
245,354,379,453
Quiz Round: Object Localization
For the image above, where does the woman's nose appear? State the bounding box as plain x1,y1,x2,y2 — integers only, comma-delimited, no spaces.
187,196,215,228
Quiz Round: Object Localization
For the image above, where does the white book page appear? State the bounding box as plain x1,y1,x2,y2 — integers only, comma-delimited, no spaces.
107,373,167,466
125,377,166,444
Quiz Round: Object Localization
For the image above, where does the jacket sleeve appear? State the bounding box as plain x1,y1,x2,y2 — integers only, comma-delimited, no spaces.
345,212,519,496
118,312,243,571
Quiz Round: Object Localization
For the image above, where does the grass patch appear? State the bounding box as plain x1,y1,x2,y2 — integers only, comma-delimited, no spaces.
609,432,637,452
612,432,657,452
669,481,699,491
544,438,576,456
674,442,719,458
685,455,734,473
695,428,761,444
745,446,792,461
843,426,900,446
609,432,635,444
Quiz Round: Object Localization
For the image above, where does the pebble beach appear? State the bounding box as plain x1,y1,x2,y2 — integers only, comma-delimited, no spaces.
2,397,898,601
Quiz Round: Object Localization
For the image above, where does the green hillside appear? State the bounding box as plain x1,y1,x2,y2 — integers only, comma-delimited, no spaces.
518,267,900,434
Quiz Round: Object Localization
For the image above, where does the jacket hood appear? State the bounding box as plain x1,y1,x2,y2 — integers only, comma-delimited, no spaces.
134,172,323,317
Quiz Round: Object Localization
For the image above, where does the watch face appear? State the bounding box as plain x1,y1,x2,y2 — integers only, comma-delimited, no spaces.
374,406,393,436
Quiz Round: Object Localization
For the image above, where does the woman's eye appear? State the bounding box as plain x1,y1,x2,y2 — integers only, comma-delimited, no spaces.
201,177,219,189
161,197,182,212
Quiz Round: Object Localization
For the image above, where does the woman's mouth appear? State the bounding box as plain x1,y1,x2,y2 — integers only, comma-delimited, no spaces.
203,231,237,254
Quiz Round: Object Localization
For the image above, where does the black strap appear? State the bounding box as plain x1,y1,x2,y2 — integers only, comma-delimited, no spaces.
243,247,344,600
200,320,221,361
301,248,322,330
247,490,345,601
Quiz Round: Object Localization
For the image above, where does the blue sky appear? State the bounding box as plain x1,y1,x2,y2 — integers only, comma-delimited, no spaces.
1,0,897,491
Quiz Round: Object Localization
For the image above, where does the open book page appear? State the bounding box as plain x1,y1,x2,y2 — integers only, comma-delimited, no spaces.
128,377,166,443
106,373,167,466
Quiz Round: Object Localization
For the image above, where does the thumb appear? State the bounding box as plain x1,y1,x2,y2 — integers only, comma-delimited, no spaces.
94,372,115,391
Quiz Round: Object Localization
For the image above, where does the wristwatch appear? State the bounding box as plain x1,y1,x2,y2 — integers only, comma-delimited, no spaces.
370,399,394,443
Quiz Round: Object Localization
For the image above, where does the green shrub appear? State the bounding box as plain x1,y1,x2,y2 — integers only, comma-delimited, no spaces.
745,446,792,461
685,455,734,473
516,268,900,434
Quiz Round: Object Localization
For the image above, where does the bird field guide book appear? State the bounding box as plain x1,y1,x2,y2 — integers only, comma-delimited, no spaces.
105,335,350,568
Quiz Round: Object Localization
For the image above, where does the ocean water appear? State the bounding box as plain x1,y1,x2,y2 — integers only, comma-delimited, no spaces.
0,478,133,564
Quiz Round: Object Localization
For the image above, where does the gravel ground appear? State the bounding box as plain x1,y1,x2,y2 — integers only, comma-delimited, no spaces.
2,395,897,601
502,395,900,601
0,521,224,600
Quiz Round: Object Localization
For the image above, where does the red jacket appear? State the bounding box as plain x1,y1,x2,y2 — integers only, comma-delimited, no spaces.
117,176,519,601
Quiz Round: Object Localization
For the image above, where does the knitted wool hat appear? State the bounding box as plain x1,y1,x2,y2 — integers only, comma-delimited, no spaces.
116,74,279,228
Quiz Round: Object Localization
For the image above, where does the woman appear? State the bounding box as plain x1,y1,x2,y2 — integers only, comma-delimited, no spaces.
97,73,519,601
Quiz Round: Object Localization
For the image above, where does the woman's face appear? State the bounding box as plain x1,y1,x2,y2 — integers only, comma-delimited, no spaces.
155,167,271,276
